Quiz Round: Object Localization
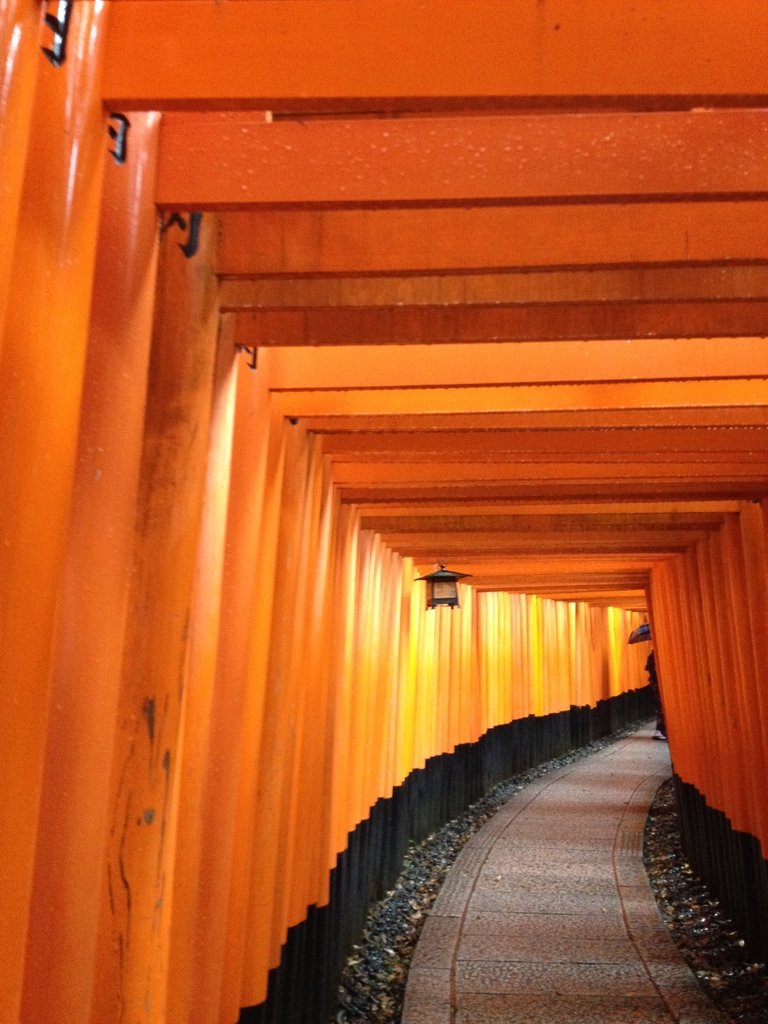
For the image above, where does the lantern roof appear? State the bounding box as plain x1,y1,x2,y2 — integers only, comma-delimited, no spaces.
416,564,472,583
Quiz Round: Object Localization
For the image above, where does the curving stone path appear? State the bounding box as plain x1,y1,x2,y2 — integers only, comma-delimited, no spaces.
402,726,728,1024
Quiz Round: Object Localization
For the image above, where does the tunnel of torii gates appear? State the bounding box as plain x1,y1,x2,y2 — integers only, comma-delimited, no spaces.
2,3,768,1023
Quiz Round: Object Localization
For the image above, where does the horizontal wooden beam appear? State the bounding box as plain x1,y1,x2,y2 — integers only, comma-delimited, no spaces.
433,553,664,570
217,203,768,275
157,110,768,209
413,557,659,585
299,409,768,432
318,428,767,458
234,301,768,344
264,339,768,390
102,2,768,111
360,512,730,533
470,580,651,601
272,378,768,418
330,450,767,467
339,480,767,502
378,529,712,552
330,461,768,484
356,500,741,517
490,590,648,608
221,265,768,310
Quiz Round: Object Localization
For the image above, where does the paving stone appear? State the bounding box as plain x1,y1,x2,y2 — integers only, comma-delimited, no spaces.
455,993,674,1024
457,930,639,964
614,860,653,886
400,967,452,1024
476,871,619,898
455,958,658,996
460,910,629,941
410,914,461,970
469,886,622,916
481,857,612,880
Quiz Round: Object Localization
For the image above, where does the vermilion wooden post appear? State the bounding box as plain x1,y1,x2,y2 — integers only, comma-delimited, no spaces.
91,214,220,1024
0,4,108,1017
189,356,282,1023
738,500,768,851
222,398,293,1015
721,515,766,839
21,112,161,1024
166,313,239,1024
0,0,41,346
326,505,362,873
688,543,723,802
259,425,316,965
707,529,750,828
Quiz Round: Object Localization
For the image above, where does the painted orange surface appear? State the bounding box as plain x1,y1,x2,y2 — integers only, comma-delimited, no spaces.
3,3,768,1023
220,265,768,309
261,338,768,390
21,113,161,1024
167,320,240,1024
271,378,768,418
651,500,768,855
0,5,108,1017
0,0,41,347
102,1,768,110
217,202,768,275
90,216,220,1024
233,301,768,345
157,109,768,208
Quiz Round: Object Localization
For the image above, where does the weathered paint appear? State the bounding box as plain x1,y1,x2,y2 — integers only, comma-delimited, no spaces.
0,4,108,1017
21,111,161,1024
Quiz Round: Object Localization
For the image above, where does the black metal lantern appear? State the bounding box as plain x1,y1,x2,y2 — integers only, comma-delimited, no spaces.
416,563,471,609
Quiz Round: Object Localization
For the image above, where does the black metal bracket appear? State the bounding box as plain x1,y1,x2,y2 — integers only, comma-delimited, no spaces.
41,1,75,67
161,212,203,258
107,113,130,165
235,345,258,370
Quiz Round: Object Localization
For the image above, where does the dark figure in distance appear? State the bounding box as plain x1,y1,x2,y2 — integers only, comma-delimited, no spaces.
646,650,666,741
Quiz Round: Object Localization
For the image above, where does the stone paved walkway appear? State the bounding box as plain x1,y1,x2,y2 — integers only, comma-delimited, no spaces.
402,727,729,1024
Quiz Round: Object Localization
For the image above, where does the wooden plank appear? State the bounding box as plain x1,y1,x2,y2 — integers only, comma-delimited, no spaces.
360,512,730,534
318,427,768,458
329,460,768,483
157,110,768,209
339,479,767,502
218,203,768,274
220,265,768,309
297,409,768,432
234,302,768,344
271,378,768,418
264,339,768,389
103,1,768,111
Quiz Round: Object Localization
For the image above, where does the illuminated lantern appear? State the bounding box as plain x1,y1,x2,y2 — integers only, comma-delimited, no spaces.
416,563,471,609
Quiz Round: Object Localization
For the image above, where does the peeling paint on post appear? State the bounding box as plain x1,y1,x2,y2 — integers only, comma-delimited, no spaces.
92,214,220,1024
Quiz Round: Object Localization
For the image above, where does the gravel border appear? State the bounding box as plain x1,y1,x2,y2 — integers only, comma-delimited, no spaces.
643,778,768,1022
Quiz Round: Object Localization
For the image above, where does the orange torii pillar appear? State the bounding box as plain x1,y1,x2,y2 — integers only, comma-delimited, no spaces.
0,0,43,346
90,214,221,1024
0,5,108,1018
21,114,161,1024
174,356,286,1024
166,317,240,1024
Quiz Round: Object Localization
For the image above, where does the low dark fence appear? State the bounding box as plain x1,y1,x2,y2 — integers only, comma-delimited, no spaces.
674,775,768,961
241,686,653,1024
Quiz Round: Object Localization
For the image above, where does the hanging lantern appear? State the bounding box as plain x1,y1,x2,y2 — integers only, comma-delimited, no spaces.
416,563,471,609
